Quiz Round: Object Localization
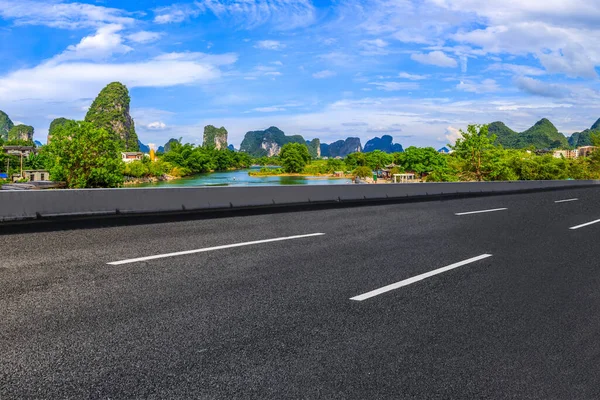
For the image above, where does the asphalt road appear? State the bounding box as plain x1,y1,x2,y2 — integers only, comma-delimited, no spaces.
2,187,600,399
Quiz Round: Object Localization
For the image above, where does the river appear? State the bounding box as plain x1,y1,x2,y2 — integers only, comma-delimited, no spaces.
132,167,352,187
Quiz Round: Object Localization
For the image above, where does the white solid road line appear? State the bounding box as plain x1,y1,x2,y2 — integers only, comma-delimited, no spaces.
350,254,493,301
569,219,600,230
108,233,326,265
455,208,507,216
555,198,579,203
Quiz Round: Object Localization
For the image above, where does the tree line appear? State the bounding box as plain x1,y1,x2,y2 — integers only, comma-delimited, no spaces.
2,123,599,188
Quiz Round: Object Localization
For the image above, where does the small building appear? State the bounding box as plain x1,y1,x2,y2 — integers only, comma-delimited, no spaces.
553,149,578,159
2,146,37,157
121,152,143,163
24,170,50,182
438,147,450,154
577,146,598,158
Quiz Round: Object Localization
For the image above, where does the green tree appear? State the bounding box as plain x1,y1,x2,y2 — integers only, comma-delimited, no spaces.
450,124,497,181
24,153,47,170
353,166,372,178
279,143,311,173
394,147,446,175
42,121,124,188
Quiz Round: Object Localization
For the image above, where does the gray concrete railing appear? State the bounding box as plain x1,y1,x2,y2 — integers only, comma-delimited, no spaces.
1,180,599,222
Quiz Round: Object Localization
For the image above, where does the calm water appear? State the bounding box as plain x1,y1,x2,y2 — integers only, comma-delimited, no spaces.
132,167,352,187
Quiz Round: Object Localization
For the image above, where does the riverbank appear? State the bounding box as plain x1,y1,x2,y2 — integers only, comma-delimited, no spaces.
123,174,179,186
127,168,353,187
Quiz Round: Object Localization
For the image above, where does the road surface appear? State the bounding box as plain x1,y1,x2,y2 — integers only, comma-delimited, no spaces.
1,187,600,399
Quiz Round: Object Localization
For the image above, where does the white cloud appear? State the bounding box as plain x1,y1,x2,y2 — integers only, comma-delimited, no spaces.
359,38,389,55
514,76,570,99
0,0,134,29
411,51,457,68
434,1,600,79
147,121,167,130
444,126,461,145
154,4,199,24
312,70,336,79
127,31,164,44
255,40,286,50
369,81,419,91
486,63,546,77
253,106,286,112
196,0,316,30
537,44,598,79
398,72,427,80
457,79,500,93
153,52,238,66
49,24,132,64
0,60,222,102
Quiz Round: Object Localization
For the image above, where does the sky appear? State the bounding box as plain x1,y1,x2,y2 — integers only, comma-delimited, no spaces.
1,0,600,148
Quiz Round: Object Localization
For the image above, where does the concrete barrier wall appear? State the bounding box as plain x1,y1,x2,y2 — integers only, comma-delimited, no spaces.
1,180,598,222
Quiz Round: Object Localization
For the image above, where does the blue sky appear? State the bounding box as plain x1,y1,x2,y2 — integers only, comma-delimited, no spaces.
1,0,600,148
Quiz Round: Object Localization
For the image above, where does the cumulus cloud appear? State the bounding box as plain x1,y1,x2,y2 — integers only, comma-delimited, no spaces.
147,121,167,130
49,24,132,64
444,126,462,145
254,40,286,50
411,51,457,68
514,76,569,98
434,1,600,79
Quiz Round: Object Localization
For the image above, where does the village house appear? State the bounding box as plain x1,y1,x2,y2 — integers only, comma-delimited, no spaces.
121,152,144,163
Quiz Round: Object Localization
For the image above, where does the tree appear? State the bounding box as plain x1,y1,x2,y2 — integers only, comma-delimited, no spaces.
353,166,372,178
279,143,310,173
42,121,124,188
450,124,496,181
394,147,446,175
24,153,47,170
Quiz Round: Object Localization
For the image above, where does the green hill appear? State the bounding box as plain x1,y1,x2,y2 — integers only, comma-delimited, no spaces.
0,110,14,141
489,118,568,149
488,122,519,148
85,82,139,151
240,127,306,157
568,118,600,147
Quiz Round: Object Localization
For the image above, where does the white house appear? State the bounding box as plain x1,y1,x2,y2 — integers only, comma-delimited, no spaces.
121,152,143,163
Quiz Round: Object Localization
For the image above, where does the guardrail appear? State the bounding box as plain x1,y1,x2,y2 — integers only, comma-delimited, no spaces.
1,180,598,222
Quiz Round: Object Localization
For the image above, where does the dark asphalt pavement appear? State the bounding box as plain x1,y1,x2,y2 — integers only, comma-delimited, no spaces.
1,187,600,399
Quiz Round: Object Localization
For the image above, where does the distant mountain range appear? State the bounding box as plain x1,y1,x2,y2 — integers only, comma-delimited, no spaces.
321,138,362,158
363,135,404,153
488,118,599,150
237,126,407,158
240,126,306,157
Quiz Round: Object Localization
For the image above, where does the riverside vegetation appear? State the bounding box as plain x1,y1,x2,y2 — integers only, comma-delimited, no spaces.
2,81,600,188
